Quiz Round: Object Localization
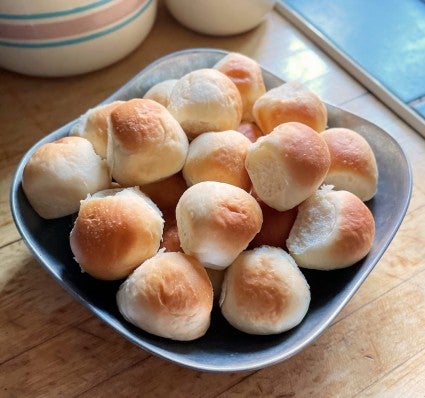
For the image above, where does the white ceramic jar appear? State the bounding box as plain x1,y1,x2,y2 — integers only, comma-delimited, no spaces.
165,0,276,36
0,0,157,77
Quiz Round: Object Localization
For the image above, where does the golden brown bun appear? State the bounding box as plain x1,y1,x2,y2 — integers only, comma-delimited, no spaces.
140,172,188,211
220,246,310,335
107,98,189,185
321,128,378,201
143,79,178,108
183,130,252,191
253,81,327,133
245,122,331,211
69,187,164,280
22,136,111,219
249,202,298,250
70,101,124,158
237,121,263,142
214,52,266,122
286,187,375,270
176,181,263,270
116,251,213,341
167,69,243,139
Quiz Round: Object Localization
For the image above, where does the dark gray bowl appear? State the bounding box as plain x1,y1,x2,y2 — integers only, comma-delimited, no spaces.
10,48,412,372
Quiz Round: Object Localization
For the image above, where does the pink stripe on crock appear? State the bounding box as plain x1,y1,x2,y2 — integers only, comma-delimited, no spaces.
0,0,147,40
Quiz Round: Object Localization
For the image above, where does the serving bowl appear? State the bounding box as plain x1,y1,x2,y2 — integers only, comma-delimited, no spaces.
10,48,412,372
0,0,157,77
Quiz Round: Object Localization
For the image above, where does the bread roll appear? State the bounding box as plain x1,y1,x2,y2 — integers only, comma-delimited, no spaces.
22,136,111,219
322,127,378,201
183,130,252,191
237,121,263,142
116,251,213,341
107,98,189,186
176,181,263,270
245,122,331,211
70,187,164,280
286,187,375,270
143,79,178,108
140,172,187,211
220,246,310,335
70,101,124,158
253,81,327,133
250,202,298,250
214,52,266,122
167,69,243,139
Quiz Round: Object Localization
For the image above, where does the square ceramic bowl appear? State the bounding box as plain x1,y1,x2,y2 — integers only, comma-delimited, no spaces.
10,48,412,372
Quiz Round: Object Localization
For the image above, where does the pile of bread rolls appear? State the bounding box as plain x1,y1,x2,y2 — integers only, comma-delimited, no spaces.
22,52,378,341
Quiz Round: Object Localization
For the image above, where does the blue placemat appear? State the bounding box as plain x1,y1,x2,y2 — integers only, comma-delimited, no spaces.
278,0,425,132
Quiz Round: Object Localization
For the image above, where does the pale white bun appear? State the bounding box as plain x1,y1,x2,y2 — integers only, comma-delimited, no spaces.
220,246,311,335
175,181,263,270
22,136,111,219
322,128,378,201
70,101,124,158
286,186,375,270
107,98,189,186
167,68,243,139
143,79,178,108
214,52,266,122
183,130,252,191
237,121,263,142
116,251,213,341
253,81,328,134
245,122,331,211
70,187,164,280
140,172,188,211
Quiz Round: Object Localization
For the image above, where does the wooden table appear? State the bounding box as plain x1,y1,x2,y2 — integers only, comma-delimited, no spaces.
1,3,425,397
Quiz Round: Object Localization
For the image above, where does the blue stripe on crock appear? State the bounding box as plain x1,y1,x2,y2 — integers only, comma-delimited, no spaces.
0,0,152,48
0,0,113,20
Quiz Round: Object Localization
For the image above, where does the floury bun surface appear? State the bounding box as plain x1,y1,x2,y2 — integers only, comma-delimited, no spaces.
183,130,252,191
22,136,111,219
70,187,164,280
214,52,266,122
116,251,213,341
167,68,243,139
107,98,189,186
175,181,263,270
253,81,328,133
321,127,378,201
245,122,331,211
286,187,375,270
143,79,178,108
220,246,311,335
70,100,124,159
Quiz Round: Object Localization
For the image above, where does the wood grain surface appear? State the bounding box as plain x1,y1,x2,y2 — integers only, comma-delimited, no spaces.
1,3,425,397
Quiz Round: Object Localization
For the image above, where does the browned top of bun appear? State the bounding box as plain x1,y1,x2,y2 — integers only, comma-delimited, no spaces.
321,127,378,201
214,52,266,122
140,252,213,316
253,81,327,133
110,99,172,151
70,188,163,280
322,128,377,175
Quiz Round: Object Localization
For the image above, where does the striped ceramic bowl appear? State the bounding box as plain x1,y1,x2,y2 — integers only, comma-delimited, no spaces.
0,0,157,77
